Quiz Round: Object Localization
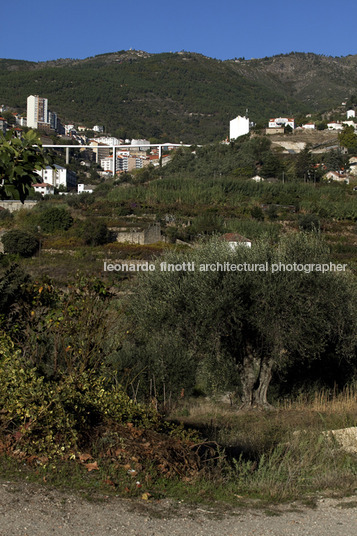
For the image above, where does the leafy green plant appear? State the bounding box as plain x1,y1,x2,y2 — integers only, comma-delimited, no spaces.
0,208,13,224
1,229,39,257
0,130,49,202
0,331,160,457
298,213,320,232
81,220,110,246
38,207,73,232
129,234,357,408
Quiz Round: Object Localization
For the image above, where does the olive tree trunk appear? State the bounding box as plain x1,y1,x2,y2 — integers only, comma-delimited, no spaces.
239,345,274,409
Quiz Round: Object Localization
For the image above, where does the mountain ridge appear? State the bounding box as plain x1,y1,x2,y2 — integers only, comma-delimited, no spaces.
1,50,356,142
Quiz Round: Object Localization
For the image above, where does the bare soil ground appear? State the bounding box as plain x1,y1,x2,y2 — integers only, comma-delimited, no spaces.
1,480,357,536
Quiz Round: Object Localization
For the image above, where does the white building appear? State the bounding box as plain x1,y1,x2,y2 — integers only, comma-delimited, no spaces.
342,120,357,131
100,156,115,172
221,233,252,249
327,121,344,131
27,95,49,129
347,109,355,119
302,123,315,130
131,138,150,150
269,117,295,129
14,114,27,127
100,154,147,173
95,136,121,146
32,183,55,196
93,125,104,133
35,165,77,189
78,184,95,194
64,124,75,136
229,115,250,141
323,171,349,184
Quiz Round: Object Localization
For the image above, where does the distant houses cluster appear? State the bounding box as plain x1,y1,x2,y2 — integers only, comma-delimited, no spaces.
228,108,357,142
2,92,357,196
1,95,181,196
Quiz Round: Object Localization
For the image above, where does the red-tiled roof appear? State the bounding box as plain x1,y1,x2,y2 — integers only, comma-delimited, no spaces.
221,233,251,243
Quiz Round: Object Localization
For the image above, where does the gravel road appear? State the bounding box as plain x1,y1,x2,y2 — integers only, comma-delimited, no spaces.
1,480,356,536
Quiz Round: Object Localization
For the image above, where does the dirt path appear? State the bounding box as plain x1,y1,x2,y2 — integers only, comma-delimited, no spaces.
0,480,356,536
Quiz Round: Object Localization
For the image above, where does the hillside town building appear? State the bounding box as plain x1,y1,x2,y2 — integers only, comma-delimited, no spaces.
34,164,77,190
229,115,250,140
268,117,295,129
32,183,55,196
27,95,50,130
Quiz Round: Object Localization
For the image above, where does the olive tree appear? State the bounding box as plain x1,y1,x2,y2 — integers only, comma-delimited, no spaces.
129,234,357,408
2,230,39,257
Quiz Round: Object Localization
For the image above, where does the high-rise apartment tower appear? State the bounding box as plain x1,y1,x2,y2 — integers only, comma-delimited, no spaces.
27,95,49,129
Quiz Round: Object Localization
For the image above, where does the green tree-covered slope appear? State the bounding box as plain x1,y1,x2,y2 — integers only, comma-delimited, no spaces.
1,51,357,142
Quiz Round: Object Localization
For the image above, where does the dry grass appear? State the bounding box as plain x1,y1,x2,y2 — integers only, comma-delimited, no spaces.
278,384,357,414
167,388,357,500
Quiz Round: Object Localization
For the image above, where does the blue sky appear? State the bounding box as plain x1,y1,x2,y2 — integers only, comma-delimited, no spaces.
1,0,356,62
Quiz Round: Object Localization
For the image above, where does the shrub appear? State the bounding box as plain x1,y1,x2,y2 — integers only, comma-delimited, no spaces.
0,332,160,457
38,207,73,232
81,220,110,246
66,193,94,209
299,213,320,232
0,208,13,222
1,229,39,257
250,205,265,221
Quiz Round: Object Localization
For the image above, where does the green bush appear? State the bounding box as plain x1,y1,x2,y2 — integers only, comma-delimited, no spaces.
0,208,13,222
81,220,110,246
250,206,264,221
38,207,73,232
0,332,159,457
1,229,39,257
66,193,95,209
299,213,320,232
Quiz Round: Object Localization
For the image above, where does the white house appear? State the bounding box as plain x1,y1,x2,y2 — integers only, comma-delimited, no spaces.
229,115,250,140
269,117,295,129
302,123,316,130
323,171,349,184
78,183,95,194
327,121,344,131
221,233,252,249
32,183,55,196
347,109,355,119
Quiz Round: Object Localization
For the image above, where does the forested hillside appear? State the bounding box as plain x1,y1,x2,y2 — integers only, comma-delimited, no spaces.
1,51,357,142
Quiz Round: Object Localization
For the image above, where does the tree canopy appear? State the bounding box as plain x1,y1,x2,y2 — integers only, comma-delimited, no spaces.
128,234,357,407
